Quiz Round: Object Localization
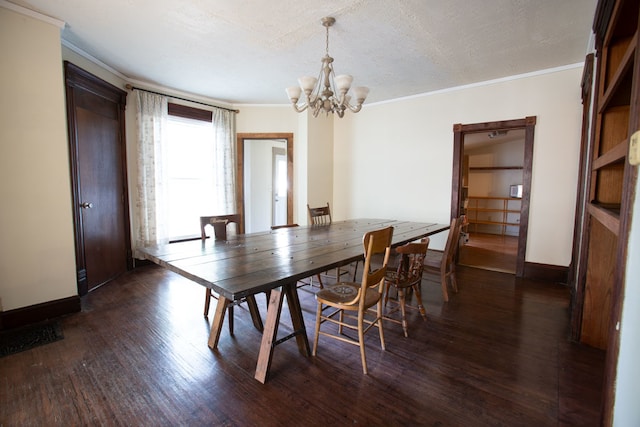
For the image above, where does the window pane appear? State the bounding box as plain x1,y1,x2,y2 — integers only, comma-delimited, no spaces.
165,116,215,239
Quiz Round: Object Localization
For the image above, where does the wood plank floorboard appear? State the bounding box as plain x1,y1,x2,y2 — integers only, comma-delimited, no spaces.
0,264,604,426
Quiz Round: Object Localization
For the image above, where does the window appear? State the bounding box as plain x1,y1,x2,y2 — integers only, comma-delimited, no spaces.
165,104,215,240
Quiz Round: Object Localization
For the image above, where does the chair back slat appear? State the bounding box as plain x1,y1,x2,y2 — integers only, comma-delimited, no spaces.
307,203,332,225
361,226,394,298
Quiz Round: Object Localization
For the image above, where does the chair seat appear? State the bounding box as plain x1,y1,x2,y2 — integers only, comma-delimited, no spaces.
384,270,421,289
316,283,380,309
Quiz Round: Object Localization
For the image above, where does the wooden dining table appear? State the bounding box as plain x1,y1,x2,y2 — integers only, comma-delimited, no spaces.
139,218,449,383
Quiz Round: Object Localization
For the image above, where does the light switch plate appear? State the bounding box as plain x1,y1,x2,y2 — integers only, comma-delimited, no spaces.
630,130,640,166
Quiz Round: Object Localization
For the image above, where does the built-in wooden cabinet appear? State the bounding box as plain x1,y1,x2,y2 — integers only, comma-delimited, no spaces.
572,0,639,421
576,0,638,351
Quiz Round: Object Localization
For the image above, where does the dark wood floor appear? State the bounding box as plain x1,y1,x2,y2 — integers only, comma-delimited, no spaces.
0,264,605,426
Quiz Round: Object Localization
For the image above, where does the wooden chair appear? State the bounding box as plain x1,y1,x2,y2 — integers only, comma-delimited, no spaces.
200,215,263,335
200,214,243,240
307,202,332,225
307,202,354,283
383,238,429,337
423,216,463,302
312,226,394,374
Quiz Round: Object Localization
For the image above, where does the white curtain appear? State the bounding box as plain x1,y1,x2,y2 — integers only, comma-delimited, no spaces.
134,90,237,250
135,90,169,248
212,108,237,214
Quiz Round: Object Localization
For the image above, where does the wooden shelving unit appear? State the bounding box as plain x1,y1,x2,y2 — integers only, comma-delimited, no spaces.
466,196,521,236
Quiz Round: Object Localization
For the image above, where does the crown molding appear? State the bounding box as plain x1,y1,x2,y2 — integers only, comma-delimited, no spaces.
0,0,64,29
62,39,129,80
368,62,586,107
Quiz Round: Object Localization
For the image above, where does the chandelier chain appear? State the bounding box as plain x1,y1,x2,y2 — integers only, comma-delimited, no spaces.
325,24,330,56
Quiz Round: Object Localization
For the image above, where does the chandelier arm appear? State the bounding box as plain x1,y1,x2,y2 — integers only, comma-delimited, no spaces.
291,102,309,113
312,104,322,117
345,102,364,113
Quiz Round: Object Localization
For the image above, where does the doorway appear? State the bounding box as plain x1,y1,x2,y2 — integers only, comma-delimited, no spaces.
272,147,288,226
451,117,536,277
459,128,525,274
236,133,294,233
64,62,132,295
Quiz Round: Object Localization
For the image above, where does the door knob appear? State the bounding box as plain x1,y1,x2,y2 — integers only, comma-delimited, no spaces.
80,202,93,209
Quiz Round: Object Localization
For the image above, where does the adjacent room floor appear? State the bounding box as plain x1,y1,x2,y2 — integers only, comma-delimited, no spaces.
459,231,518,274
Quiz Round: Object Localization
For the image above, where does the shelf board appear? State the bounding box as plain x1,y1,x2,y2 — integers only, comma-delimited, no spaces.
588,202,620,235
469,220,520,226
468,208,504,213
467,196,522,201
592,141,627,169
469,166,523,171
466,208,521,213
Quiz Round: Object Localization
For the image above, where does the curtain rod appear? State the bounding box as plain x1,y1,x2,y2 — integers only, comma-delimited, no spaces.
125,84,239,113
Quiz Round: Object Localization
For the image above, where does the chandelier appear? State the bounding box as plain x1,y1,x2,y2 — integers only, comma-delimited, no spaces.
285,17,369,118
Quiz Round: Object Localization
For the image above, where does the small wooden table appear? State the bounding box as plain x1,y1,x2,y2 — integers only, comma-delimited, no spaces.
140,219,449,383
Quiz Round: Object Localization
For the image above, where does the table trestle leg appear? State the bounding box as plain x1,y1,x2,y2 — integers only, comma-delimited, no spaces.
208,295,229,349
254,283,310,383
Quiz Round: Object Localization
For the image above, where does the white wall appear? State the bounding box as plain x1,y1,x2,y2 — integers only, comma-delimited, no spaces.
0,8,77,310
334,67,583,264
306,113,334,212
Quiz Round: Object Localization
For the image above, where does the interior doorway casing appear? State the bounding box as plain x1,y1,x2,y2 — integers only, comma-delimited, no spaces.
451,116,536,277
237,133,294,229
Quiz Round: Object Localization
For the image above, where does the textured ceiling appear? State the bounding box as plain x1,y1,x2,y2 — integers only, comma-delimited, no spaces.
8,0,597,105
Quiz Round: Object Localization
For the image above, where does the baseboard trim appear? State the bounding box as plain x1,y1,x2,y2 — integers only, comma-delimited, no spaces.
134,258,154,267
0,296,81,331
523,262,569,283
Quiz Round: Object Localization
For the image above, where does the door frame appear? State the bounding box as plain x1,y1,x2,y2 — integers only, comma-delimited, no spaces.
451,116,536,277
64,62,132,295
236,133,294,228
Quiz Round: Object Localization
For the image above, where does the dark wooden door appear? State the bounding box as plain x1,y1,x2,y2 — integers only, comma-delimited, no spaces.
65,62,131,295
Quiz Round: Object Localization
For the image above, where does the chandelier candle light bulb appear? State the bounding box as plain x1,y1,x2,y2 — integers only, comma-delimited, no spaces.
286,17,369,118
